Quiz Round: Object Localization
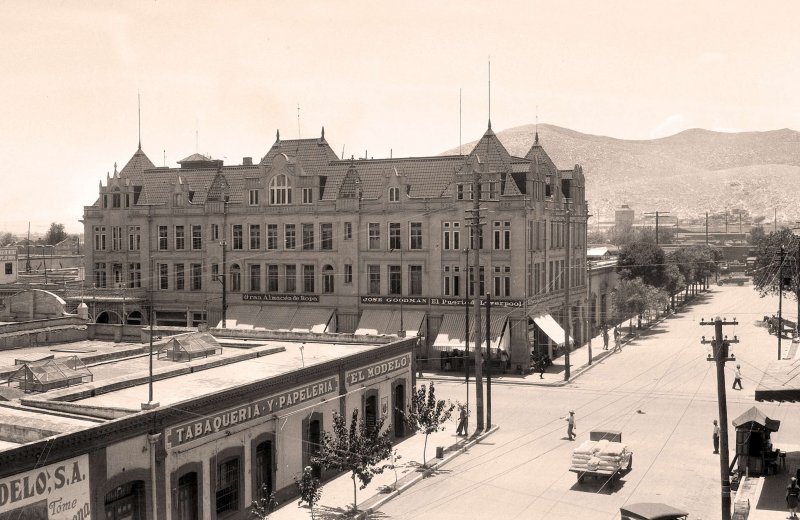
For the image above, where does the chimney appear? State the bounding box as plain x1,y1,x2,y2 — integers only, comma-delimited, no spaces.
242,157,253,166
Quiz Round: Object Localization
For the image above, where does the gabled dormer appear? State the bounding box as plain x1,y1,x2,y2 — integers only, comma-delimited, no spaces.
384,166,406,203
338,162,362,200
170,175,193,207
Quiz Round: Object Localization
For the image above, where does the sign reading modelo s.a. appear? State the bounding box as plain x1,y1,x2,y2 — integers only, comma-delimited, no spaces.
346,353,411,388
0,454,91,519
243,293,320,303
166,376,338,449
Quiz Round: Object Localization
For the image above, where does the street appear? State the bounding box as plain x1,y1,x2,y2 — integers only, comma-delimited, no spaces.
378,284,800,519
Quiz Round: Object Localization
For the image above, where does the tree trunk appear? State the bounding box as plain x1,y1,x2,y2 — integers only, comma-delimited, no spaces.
352,473,358,512
423,433,429,468
671,294,675,312
637,315,642,329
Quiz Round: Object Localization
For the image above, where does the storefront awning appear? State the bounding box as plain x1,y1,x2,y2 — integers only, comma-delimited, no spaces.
219,305,333,333
755,360,800,403
433,311,510,352
355,309,425,337
532,314,574,347
732,406,781,431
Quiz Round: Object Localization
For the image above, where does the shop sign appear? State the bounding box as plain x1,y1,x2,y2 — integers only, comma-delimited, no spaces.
430,297,524,308
166,376,338,449
346,353,411,387
0,454,91,519
0,247,16,262
360,296,427,305
243,293,320,303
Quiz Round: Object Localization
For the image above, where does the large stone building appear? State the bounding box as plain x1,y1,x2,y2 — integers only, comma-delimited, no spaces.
82,123,588,368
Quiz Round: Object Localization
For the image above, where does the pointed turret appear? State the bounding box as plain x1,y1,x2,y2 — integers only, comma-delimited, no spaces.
468,124,512,172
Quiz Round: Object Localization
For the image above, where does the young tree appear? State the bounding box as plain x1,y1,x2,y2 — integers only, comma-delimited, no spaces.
44,222,68,245
250,487,278,519
313,409,392,513
617,241,667,288
403,382,455,467
295,466,323,520
612,277,668,329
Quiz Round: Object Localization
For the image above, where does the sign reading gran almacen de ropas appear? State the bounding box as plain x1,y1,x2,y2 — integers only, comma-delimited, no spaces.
0,454,91,520
345,353,411,388
165,376,338,449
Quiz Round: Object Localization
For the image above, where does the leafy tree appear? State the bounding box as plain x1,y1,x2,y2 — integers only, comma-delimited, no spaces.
44,222,68,245
313,409,392,513
662,263,685,311
692,245,723,289
751,229,800,325
587,230,607,245
250,487,278,519
295,466,323,519
617,241,666,288
748,225,766,246
403,382,455,467
613,277,668,329
0,232,15,246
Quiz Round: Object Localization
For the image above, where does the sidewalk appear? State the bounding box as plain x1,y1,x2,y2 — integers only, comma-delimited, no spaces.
267,422,499,520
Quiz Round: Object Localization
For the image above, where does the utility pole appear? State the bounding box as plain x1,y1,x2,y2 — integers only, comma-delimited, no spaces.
485,293,492,429
585,211,592,365
563,209,572,380
644,211,670,245
463,248,470,435
777,245,786,360
706,212,709,245
467,166,485,432
221,194,229,328
725,211,728,234
701,316,738,520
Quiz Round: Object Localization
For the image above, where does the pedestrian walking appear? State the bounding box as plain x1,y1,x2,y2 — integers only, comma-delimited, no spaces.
787,476,799,519
566,411,576,440
712,420,720,454
602,325,609,350
455,404,468,436
538,359,545,379
732,364,743,390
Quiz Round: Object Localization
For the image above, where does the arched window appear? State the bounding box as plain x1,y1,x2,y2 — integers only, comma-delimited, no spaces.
105,480,145,520
322,265,334,294
269,174,292,205
230,264,241,292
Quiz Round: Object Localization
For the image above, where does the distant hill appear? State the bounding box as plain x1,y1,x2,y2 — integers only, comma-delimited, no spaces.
442,124,800,224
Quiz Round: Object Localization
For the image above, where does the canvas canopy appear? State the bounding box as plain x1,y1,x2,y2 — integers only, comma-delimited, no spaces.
732,406,781,432
619,503,688,520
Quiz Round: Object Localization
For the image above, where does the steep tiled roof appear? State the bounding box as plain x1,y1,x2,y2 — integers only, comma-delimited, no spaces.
469,126,514,172
524,136,560,177
137,168,249,205
320,156,465,202
178,153,212,163
119,147,155,185
260,136,339,176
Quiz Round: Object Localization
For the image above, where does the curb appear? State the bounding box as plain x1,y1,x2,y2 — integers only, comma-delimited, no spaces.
356,425,500,518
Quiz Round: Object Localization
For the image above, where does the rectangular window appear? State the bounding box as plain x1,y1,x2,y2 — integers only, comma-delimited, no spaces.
232,225,243,250
389,186,400,202
157,226,168,250
211,223,219,241
175,263,185,290
211,263,219,282
410,222,423,250
493,265,511,297
285,264,296,293
368,265,380,294
344,264,353,284
216,458,239,515
249,264,261,292
493,221,511,250
409,265,422,295
456,184,465,200
94,226,107,251
389,223,401,250
344,222,353,240
389,265,402,295
284,224,296,250
128,226,140,251
249,189,259,206
469,266,485,297
368,223,380,250
443,222,461,250
175,225,185,250
191,225,202,250
94,262,107,288
249,224,261,250
320,223,333,250
302,224,314,250
267,264,278,292
128,262,141,288
443,265,461,297
112,193,121,208
303,264,315,293
267,224,278,250
302,187,313,204
159,263,168,290
191,263,202,290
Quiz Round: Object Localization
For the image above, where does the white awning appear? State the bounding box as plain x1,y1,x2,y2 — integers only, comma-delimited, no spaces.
219,305,333,333
433,311,510,352
355,310,425,337
533,314,573,346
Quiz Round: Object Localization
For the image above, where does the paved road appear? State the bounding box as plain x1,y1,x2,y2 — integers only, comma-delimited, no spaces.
377,285,800,520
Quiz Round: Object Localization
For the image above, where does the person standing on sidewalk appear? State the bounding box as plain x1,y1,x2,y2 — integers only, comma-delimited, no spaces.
566,411,576,440
732,364,743,390
712,420,720,454
455,404,468,436
602,325,609,350
787,477,799,518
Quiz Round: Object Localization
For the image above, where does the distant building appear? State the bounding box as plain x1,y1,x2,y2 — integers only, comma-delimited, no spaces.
615,204,634,230
0,246,16,285
83,123,589,366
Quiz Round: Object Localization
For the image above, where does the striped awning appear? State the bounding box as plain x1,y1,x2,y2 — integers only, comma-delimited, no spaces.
290,308,334,333
432,310,510,352
355,310,425,337
219,305,333,333
533,314,574,347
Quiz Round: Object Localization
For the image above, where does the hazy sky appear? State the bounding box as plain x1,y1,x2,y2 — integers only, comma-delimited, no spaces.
2,1,798,234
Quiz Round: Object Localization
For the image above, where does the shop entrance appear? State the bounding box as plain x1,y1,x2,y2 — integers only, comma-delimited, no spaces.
394,384,406,438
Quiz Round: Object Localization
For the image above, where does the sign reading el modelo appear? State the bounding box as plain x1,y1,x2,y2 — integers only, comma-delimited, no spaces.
166,376,339,449
346,353,411,388
0,454,91,519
